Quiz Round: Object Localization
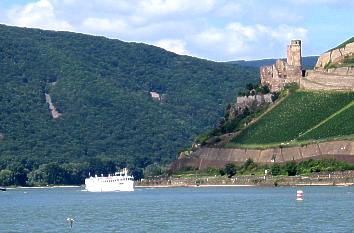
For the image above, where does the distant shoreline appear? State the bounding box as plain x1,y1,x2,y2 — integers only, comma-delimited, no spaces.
137,171,354,188
136,184,256,188
136,182,354,188
3,183,353,190
6,185,81,190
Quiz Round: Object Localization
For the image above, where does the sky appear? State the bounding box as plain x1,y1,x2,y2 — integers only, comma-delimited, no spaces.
0,0,353,61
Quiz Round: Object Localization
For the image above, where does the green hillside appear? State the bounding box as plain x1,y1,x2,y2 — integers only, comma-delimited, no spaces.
0,24,258,184
230,91,354,147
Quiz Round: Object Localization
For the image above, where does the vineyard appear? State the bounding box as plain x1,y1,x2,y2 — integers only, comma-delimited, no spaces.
299,102,354,140
231,91,354,146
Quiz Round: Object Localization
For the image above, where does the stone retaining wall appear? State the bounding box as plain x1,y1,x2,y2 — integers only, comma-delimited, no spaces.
170,140,354,171
301,70,354,91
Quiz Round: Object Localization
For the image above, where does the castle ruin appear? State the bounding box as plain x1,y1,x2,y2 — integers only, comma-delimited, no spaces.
260,40,303,91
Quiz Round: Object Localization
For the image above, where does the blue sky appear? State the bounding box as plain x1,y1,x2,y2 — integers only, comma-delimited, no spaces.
0,0,353,61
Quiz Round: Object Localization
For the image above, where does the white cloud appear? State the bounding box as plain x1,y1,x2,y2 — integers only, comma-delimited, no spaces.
156,39,188,55
193,23,307,60
7,0,73,31
288,0,340,4
1,0,313,60
138,0,216,16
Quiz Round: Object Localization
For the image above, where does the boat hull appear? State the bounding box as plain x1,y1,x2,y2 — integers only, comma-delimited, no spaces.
85,178,134,192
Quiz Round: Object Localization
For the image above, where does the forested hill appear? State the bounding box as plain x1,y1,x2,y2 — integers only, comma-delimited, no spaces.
0,24,258,184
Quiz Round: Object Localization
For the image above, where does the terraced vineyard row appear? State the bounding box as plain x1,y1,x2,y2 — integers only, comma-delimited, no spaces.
299,103,354,140
231,91,354,145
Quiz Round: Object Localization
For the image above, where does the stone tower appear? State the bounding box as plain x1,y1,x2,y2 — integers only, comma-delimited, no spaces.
287,40,302,68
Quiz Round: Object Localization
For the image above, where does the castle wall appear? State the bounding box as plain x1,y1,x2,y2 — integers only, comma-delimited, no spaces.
301,70,354,91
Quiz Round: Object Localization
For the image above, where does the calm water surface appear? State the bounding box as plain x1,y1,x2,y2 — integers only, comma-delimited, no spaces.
1,186,353,232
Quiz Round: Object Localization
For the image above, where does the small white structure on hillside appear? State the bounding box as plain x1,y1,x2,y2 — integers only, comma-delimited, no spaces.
150,91,161,101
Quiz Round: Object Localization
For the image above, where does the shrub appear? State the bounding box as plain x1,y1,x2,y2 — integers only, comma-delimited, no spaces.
224,163,237,178
207,167,220,176
271,164,281,176
242,159,256,171
285,161,297,176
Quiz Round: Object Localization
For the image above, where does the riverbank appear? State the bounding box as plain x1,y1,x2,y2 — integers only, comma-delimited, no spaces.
137,170,354,188
5,185,81,190
3,171,354,189
136,183,353,188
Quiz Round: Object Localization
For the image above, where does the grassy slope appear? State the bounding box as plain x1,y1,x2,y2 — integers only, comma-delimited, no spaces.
329,37,354,51
0,24,258,167
230,91,354,147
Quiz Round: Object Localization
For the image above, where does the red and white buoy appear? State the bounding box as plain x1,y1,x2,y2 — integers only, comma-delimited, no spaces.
296,190,303,201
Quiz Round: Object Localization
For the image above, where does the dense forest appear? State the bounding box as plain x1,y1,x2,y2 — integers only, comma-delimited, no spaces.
0,24,258,185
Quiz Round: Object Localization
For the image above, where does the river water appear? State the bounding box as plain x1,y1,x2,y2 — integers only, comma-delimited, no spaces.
1,186,353,232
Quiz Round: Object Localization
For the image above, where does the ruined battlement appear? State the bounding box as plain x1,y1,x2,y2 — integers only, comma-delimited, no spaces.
287,40,302,67
260,40,302,92
262,38,354,92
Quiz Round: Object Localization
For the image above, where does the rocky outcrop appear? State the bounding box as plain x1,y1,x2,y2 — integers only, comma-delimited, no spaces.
228,93,273,119
170,140,354,171
45,93,62,119
315,40,354,69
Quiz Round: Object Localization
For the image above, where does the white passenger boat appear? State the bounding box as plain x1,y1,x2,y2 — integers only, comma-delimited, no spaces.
85,168,134,192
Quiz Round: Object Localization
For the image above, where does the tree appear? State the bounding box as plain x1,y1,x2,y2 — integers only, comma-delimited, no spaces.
41,162,65,185
271,164,281,176
11,165,29,186
286,161,297,176
246,83,254,91
131,168,144,181
219,168,226,176
261,85,270,94
224,163,237,178
242,159,255,171
144,163,164,177
0,170,13,186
